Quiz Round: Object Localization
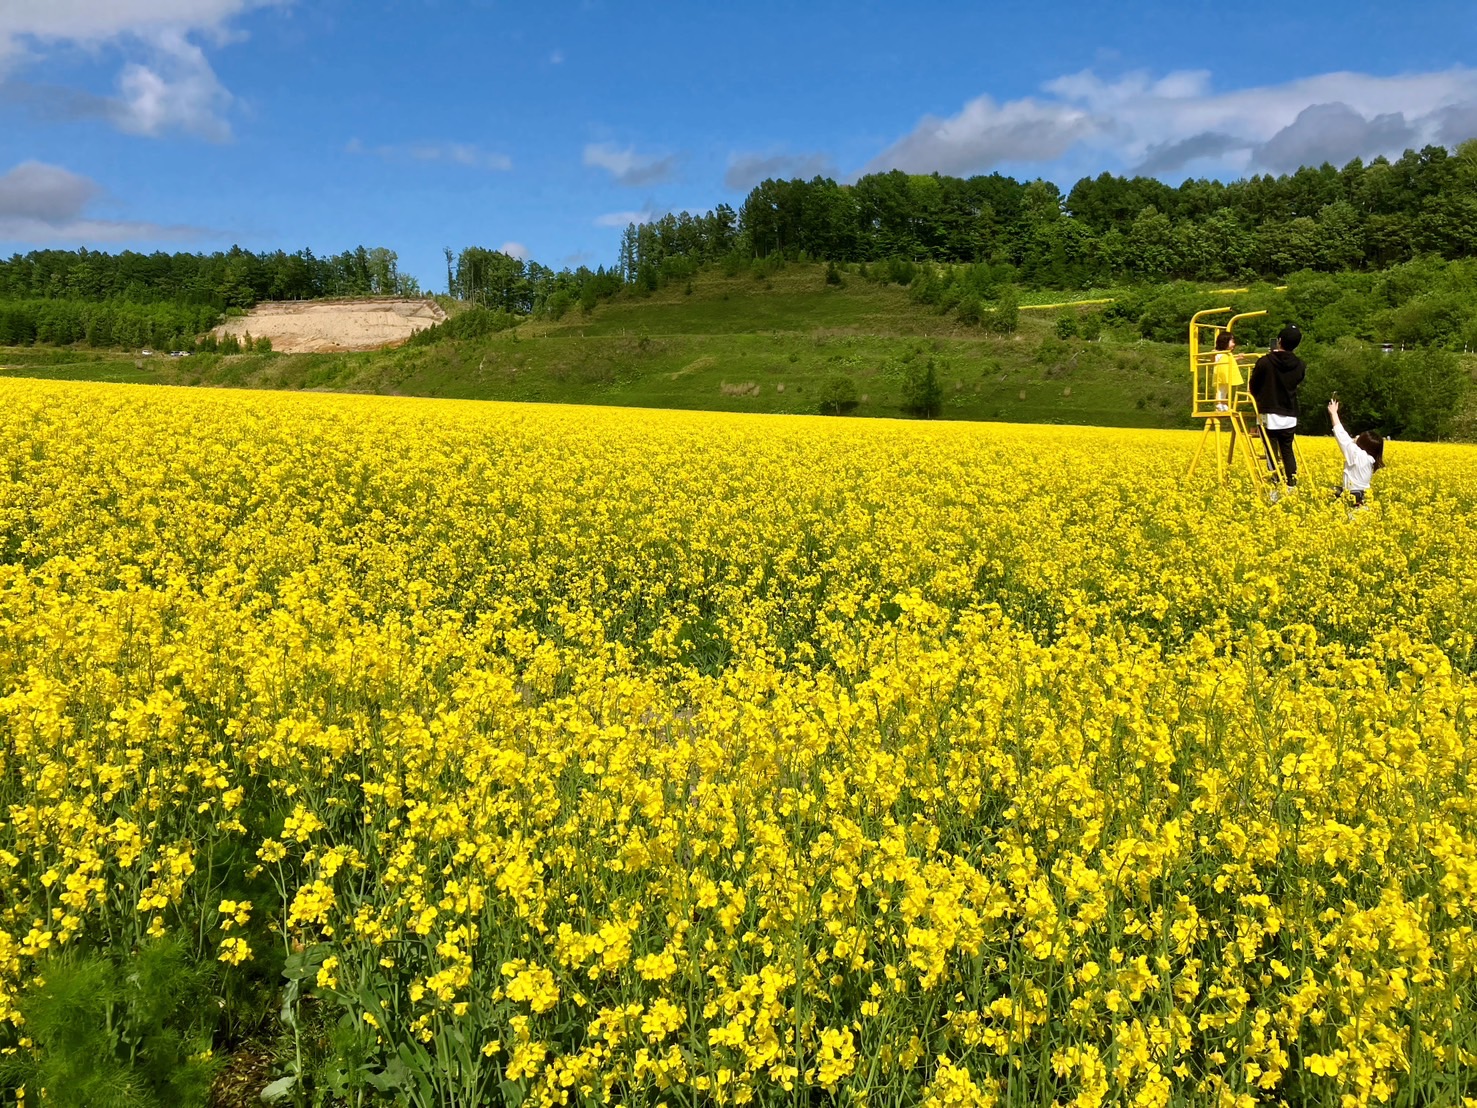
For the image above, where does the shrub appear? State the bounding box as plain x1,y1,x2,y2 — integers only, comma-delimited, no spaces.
542,290,574,320
817,374,858,415
1055,311,1078,339
1078,311,1104,341
983,288,1019,334
0,942,219,1107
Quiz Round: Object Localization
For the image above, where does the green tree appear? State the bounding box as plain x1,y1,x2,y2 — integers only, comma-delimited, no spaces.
983,287,1019,334
902,358,944,418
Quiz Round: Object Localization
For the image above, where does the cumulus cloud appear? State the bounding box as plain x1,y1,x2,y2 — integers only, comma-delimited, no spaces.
864,66,1477,179
0,160,100,222
347,138,512,171
583,143,677,187
0,0,288,139
1132,132,1246,176
0,160,204,242
1253,102,1417,173
499,241,530,260
864,94,1097,177
593,209,653,228
1434,101,1477,146
113,28,235,140
723,151,836,191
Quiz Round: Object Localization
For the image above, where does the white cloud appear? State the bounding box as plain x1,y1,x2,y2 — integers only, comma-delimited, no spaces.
0,1,285,52
0,1,288,139
0,160,204,242
864,66,1477,179
113,28,234,140
593,210,652,228
724,151,836,191
500,241,529,260
549,49,565,65
348,138,512,171
864,95,1097,177
583,142,677,186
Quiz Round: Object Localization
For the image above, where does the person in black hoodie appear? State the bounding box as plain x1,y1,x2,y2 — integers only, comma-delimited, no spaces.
1250,324,1307,489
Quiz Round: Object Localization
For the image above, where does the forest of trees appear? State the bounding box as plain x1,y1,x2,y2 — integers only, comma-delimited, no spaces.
448,246,623,318
613,141,1477,288
0,300,221,349
0,245,419,310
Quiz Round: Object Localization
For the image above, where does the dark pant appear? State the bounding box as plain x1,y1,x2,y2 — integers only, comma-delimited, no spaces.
1333,487,1366,507
1262,426,1297,486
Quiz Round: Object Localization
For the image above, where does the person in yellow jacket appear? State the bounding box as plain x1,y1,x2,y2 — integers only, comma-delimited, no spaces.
1212,331,1242,411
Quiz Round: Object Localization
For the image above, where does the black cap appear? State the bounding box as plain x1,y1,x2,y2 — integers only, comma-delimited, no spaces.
1278,324,1302,351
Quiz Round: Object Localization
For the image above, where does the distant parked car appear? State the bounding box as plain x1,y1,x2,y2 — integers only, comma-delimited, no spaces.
140,349,154,356
169,351,191,358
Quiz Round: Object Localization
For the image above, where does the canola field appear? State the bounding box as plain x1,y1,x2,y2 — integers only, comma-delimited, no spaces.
0,378,1475,1107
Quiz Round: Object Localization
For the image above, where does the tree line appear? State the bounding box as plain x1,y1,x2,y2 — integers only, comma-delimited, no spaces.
0,245,420,310
0,300,223,350
618,141,1477,288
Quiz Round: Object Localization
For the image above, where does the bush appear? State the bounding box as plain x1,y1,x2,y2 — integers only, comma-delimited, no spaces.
902,358,943,418
956,298,983,326
542,289,574,320
983,288,1019,334
0,942,219,1107
909,270,942,305
817,374,859,415
1055,311,1078,339
406,306,519,346
1078,311,1104,341
825,261,844,287
881,257,917,287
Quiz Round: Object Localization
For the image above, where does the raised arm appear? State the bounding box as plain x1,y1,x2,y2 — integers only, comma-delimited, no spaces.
1327,400,1362,464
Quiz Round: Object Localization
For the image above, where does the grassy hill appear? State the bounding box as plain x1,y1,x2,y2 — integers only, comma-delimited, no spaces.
1,264,1204,428
18,262,1474,433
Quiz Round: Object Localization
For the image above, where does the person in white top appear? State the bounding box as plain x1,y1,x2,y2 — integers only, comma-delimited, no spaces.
1327,398,1384,508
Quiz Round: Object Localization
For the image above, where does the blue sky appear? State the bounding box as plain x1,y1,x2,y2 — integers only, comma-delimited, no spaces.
2,0,1476,290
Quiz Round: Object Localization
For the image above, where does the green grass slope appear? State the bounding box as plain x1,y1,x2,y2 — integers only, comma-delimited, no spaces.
0,265,1218,428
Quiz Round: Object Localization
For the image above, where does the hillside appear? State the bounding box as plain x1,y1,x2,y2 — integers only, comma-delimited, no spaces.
0,265,1196,428
4,262,1473,433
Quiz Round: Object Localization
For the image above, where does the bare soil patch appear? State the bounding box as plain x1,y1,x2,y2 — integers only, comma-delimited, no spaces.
215,298,446,354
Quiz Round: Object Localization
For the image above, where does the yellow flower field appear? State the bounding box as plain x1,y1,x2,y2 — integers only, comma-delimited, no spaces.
0,378,1474,1107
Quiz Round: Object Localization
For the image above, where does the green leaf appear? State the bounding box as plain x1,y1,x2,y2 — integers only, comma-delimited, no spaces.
501,1079,527,1108
278,976,299,1029
260,1074,297,1103
364,1056,410,1092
